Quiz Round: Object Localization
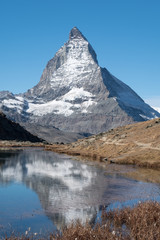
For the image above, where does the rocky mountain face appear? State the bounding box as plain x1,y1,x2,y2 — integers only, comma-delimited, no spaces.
21,122,90,144
0,112,42,142
0,27,159,142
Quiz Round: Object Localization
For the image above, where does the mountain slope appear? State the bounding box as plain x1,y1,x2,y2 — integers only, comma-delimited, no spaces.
153,107,160,113
46,118,160,168
22,123,90,144
0,112,42,142
0,27,159,141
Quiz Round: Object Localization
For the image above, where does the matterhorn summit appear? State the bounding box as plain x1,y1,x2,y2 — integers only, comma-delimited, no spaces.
0,27,159,142
25,27,99,101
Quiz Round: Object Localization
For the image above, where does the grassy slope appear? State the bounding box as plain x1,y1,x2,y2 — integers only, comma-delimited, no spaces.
46,118,160,168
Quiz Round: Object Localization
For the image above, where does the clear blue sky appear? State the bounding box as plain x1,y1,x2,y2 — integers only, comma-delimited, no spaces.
0,0,160,107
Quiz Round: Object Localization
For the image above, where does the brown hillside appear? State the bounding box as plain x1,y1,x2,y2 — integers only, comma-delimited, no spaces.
46,118,160,168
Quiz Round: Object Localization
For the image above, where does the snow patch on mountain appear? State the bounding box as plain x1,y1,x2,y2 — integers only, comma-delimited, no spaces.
50,38,98,90
2,97,24,114
27,87,97,116
152,107,160,114
1,87,97,117
59,87,93,101
28,99,73,116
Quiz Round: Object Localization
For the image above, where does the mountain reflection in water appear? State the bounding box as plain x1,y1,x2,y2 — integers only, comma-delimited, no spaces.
0,149,105,231
0,148,160,235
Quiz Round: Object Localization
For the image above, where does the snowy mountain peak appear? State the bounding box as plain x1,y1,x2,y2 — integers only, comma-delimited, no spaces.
24,27,99,100
1,28,160,142
68,27,98,64
69,27,87,41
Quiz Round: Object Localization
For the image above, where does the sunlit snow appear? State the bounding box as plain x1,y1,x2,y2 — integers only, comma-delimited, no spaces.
1,30,159,122
152,107,160,114
2,98,24,114
27,87,97,116
50,38,99,90
60,87,93,101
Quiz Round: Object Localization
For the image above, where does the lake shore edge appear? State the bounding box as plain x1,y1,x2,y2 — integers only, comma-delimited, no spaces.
0,136,159,170
4,201,160,240
45,143,160,170
45,118,160,170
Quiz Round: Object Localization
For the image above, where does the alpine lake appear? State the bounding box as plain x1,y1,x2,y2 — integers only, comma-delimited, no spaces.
0,148,160,238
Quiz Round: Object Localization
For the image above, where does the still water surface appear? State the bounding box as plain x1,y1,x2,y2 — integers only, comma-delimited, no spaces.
0,148,160,236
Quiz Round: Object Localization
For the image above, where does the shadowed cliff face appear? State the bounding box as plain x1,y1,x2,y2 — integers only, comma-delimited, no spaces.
0,27,159,142
0,112,42,142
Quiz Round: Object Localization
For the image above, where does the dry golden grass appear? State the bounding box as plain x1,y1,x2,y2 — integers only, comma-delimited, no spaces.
6,201,160,240
0,140,45,148
46,118,160,169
